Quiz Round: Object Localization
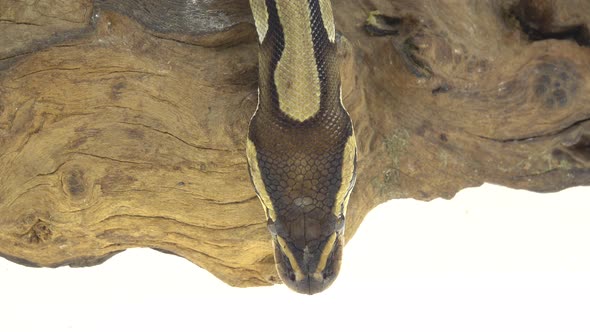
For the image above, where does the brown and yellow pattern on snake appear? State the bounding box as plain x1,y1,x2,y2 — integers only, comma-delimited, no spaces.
247,0,357,294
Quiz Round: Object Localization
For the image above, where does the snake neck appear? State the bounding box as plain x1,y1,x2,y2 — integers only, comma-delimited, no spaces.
250,0,341,124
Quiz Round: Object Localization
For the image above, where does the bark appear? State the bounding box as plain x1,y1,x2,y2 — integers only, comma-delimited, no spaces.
0,0,588,287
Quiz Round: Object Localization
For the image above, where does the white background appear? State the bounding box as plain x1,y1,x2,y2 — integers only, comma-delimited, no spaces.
1,183,589,332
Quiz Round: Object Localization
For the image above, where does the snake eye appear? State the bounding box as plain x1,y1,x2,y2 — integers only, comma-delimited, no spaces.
335,216,345,233
267,219,277,236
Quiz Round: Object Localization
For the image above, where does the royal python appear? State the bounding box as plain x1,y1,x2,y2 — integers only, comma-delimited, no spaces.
246,0,357,294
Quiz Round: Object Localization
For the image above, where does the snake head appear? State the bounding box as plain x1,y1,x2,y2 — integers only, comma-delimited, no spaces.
268,217,345,294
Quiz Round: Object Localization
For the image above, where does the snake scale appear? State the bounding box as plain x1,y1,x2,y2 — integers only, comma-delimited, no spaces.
247,0,357,294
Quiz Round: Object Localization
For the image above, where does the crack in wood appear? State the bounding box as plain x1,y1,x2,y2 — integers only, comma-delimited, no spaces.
105,186,258,206
0,19,42,27
118,121,241,153
90,213,261,231
15,67,83,80
5,183,51,208
469,117,590,143
146,31,205,48
15,67,166,80
68,151,155,166
35,160,69,178
0,50,36,63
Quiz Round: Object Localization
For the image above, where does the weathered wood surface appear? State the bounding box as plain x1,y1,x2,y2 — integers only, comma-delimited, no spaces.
0,0,588,287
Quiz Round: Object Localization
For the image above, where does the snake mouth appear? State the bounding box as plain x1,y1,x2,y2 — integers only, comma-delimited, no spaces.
272,231,344,295
289,274,338,295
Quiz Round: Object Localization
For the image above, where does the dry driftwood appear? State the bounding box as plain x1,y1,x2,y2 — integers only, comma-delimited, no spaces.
0,0,588,287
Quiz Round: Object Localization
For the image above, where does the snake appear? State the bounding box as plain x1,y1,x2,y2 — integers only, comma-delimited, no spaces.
246,0,357,294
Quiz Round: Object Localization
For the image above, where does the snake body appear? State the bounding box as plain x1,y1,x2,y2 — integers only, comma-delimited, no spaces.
247,0,357,294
